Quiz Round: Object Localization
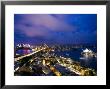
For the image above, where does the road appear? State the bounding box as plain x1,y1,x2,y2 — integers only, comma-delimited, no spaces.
15,47,46,61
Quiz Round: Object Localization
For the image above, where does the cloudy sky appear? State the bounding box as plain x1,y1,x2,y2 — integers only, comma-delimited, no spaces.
14,14,97,45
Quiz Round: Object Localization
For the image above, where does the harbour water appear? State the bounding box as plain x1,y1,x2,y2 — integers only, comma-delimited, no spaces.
54,47,97,70
16,49,33,55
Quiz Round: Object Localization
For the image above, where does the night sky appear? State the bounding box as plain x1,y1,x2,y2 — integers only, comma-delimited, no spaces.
14,14,97,45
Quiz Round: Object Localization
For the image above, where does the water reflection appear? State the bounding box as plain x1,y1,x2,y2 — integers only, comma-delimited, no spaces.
16,49,33,55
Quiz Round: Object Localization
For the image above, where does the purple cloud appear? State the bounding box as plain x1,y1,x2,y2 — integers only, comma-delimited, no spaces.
15,14,76,37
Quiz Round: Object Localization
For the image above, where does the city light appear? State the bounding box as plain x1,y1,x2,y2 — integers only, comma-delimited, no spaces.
14,43,96,76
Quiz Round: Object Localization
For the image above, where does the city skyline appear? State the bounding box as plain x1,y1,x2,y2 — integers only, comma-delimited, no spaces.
14,14,97,45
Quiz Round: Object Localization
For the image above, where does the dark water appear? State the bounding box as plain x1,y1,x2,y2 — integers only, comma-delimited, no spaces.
54,47,97,70
16,49,33,55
